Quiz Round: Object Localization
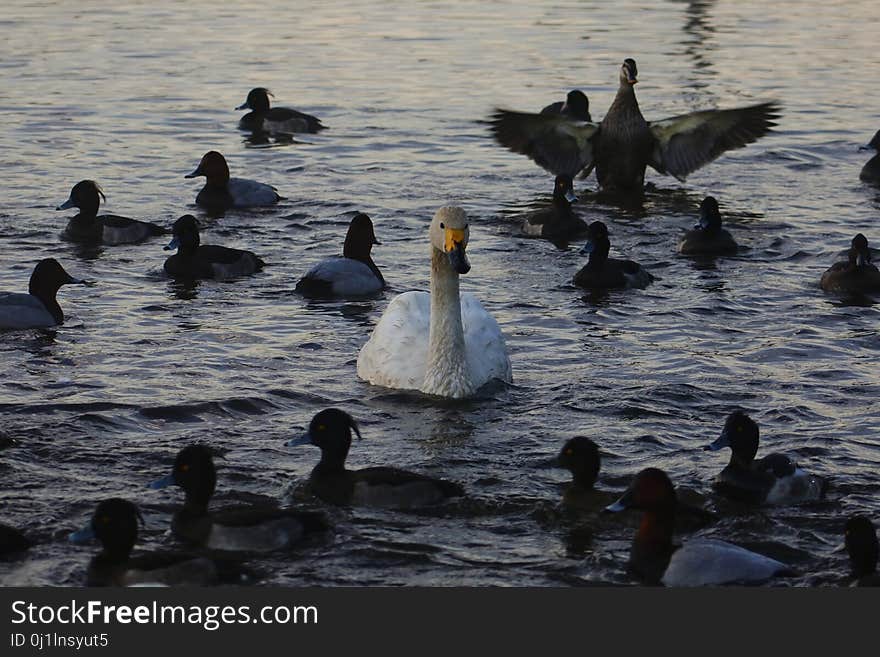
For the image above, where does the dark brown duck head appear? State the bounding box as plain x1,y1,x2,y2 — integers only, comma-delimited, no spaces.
620,58,638,86
56,180,106,218
849,233,872,269
236,87,273,113
185,151,230,186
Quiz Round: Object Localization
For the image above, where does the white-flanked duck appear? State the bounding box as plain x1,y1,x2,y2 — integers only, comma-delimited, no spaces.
185,151,280,212
236,87,326,134
490,58,780,197
149,445,328,553
163,215,265,280
57,180,167,245
357,206,512,399
0,259,87,329
704,411,826,505
604,468,790,586
286,408,464,508
295,213,385,297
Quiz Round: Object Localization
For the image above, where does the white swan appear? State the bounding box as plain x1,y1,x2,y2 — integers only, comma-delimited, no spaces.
357,206,512,399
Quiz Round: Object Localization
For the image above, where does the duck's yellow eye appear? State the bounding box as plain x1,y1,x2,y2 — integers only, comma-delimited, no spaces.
100,516,110,525
317,424,326,431
737,426,743,433
180,463,190,472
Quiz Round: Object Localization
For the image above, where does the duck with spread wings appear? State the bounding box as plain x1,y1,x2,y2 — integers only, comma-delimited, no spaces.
490,58,780,199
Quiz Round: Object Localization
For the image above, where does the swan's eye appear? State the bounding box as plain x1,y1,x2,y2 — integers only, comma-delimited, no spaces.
440,222,445,229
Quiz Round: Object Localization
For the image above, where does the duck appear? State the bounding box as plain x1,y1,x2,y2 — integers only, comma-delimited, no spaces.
236,87,326,134
521,176,588,242
845,516,880,587
490,58,780,197
820,233,880,294
56,180,167,245
859,130,880,184
285,408,465,508
69,498,219,586
556,436,615,512
603,467,790,586
163,215,265,280
704,410,826,505
0,259,86,329
149,444,328,553
541,90,591,122
295,213,385,297
357,206,512,399
0,522,32,557
677,196,738,256
185,151,280,212
573,221,653,290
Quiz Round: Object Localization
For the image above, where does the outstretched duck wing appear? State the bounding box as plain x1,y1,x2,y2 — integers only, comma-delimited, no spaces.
489,109,599,178
648,102,780,180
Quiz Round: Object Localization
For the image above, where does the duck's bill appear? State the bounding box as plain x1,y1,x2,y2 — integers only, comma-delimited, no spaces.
184,166,203,179
66,276,88,285
704,430,730,451
579,240,595,255
564,189,578,203
164,236,180,252
235,101,250,110
68,525,96,544
285,433,312,448
447,241,471,274
56,198,75,211
859,144,871,151
148,473,175,490
603,499,628,513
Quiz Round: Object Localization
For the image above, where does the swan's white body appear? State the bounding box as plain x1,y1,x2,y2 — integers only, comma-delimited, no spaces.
357,207,511,399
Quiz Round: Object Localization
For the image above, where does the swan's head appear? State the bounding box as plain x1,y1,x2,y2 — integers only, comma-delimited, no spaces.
430,206,471,274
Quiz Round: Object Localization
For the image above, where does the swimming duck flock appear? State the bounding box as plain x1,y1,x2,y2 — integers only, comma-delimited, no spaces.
1,23,879,590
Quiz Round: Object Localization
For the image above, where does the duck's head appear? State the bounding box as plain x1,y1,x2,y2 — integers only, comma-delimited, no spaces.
164,215,201,252
553,176,577,204
697,196,722,231
150,444,217,506
29,258,86,296
56,180,105,213
859,130,880,152
286,408,362,469
604,467,676,514
849,233,872,268
236,87,273,112
557,436,600,488
563,90,590,120
704,410,760,464
343,213,380,259
580,221,610,258
620,58,638,86
186,151,230,183
430,206,471,274
69,498,143,560
845,515,878,577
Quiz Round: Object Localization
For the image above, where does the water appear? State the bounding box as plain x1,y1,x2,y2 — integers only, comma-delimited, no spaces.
1,0,879,586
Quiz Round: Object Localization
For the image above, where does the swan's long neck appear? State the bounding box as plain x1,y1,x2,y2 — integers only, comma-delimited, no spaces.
422,248,473,398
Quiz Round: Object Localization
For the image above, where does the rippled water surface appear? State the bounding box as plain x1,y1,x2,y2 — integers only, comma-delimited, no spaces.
1,0,879,586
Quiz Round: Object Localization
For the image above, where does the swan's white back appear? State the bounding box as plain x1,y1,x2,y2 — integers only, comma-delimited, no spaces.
357,290,510,397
